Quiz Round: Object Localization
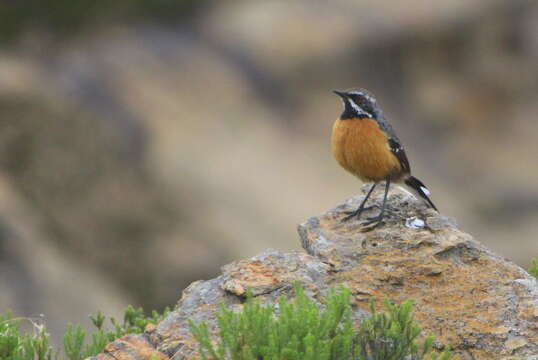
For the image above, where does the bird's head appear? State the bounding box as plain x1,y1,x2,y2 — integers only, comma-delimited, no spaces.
333,88,378,120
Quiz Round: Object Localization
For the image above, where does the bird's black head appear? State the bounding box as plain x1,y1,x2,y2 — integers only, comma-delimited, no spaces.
333,88,378,120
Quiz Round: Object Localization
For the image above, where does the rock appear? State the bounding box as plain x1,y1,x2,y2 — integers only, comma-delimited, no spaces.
92,334,168,360
88,186,538,360
299,186,538,360
148,250,332,359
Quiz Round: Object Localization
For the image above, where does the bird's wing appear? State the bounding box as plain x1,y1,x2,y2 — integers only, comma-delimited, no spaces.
375,114,411,174
388,137,410,173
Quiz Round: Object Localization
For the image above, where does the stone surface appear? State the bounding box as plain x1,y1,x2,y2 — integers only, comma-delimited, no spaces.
92,334,168,360
299,186,538,360
88,186,538,360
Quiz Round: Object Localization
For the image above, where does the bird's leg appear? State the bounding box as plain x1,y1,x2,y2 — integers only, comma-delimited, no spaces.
361,179,390,229
342,183,377,221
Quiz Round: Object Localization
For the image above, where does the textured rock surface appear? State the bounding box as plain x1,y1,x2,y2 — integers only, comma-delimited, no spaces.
89,186,538,360
299,187,538,360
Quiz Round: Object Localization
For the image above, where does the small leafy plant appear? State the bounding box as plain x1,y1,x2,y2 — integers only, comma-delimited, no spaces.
356,300,452,360
63,305,170,360
0,312,52,360
189,285,454,360
0,305,170,360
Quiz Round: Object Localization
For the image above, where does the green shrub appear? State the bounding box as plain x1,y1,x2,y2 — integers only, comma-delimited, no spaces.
529,258,538,280
189,285,454,360
356,300,452,360
0,305,170,360
0,312,53,360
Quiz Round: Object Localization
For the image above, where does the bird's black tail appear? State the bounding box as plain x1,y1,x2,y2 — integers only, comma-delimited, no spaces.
403,176,438,211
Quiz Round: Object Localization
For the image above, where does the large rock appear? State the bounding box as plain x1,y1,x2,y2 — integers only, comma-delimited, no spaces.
90,186,538,360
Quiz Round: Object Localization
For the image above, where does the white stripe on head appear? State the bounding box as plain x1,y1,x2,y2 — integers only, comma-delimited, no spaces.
348,90,377,105
347,98,372,118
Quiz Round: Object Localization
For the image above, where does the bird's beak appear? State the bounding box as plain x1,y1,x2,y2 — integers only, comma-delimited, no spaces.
332,90,347,99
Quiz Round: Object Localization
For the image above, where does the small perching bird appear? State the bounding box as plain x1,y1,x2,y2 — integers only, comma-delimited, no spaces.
331,88,438,229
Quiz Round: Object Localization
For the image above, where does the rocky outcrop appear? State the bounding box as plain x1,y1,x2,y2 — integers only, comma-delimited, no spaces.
90,186,538,360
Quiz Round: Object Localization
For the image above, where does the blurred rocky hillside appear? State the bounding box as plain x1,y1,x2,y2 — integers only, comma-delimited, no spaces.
0,0,537,344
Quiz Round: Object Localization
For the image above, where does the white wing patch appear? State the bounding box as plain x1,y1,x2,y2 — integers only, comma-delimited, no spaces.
420,186,430,196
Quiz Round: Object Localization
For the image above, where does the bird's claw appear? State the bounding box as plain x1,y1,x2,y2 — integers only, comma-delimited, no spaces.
360,215,385,231
341,205,378,222
341,213,356,222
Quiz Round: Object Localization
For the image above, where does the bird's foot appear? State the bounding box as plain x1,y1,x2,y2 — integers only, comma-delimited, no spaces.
341,205,378,222
360,214,385,231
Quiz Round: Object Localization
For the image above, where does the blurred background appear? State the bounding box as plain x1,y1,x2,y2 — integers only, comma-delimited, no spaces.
0,0,537,344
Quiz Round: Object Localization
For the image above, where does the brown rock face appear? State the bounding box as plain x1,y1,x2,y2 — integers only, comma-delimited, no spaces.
89,186,538,360
299,187,538,359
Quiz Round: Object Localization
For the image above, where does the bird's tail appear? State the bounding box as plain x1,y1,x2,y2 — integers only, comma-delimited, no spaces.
403,176,438,211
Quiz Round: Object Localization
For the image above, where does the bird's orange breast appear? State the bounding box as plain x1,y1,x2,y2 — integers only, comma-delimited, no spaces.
331,117,401,182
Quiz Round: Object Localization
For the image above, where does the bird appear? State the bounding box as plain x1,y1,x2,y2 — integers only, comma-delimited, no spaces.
331,88,438,229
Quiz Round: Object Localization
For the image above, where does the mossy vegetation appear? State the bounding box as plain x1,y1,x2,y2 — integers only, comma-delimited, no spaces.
189,285,454,360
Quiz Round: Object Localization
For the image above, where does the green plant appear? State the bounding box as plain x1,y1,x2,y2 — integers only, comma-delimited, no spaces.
356,299,451,360
0,312,53,360
0,305,171,360
62,305,171,360
189,285,454,360
529,258,538,280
